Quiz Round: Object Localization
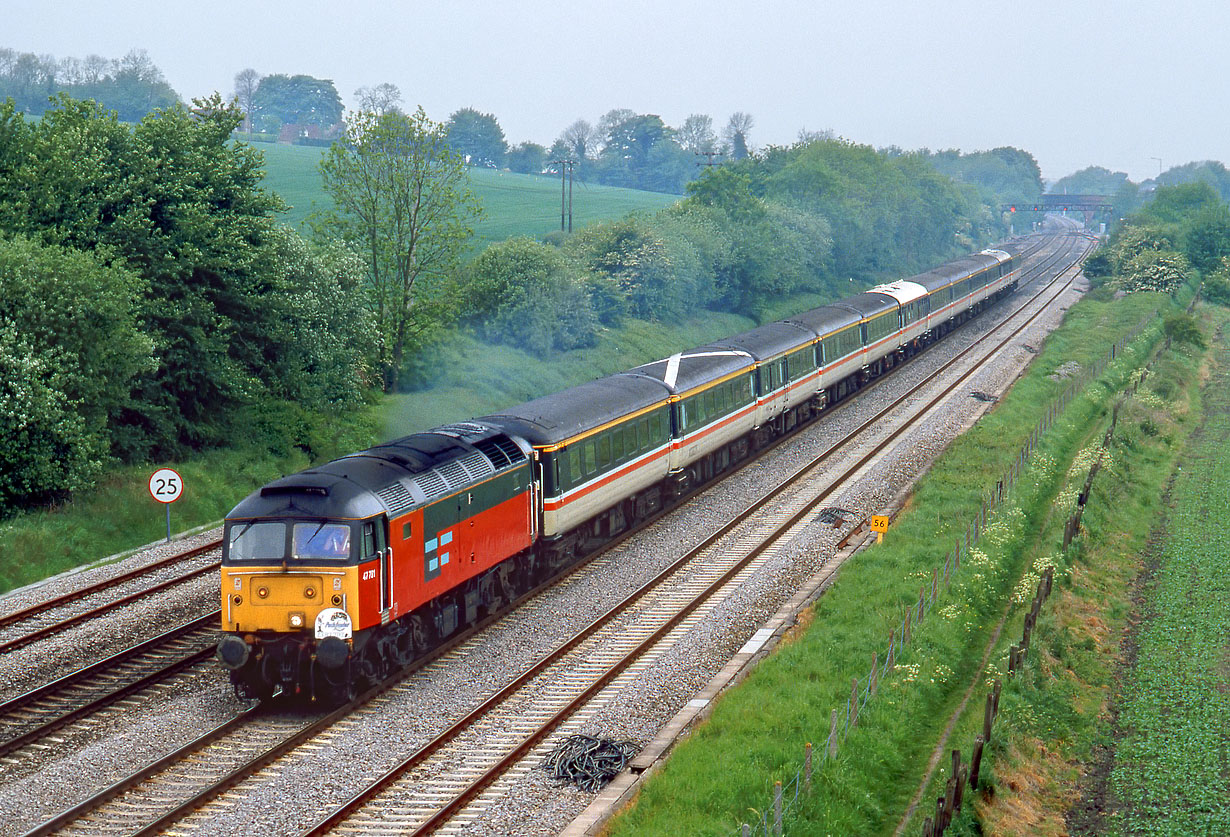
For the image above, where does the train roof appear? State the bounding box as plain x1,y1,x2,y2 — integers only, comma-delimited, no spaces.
227,424,528,521
480,373,670,447
623,347,754,396
784,303,861,336
908,253,1001,292
701,321,815,360
868,280,928,305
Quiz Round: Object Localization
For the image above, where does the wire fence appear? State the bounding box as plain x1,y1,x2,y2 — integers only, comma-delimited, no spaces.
733,312,1160,836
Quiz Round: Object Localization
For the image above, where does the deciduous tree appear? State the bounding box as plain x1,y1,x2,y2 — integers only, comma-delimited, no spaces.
445,107,506,167
316,107,481,390
232,68,261,133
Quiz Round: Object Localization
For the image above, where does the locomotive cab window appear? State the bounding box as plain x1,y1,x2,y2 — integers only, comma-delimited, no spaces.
293,522,353,561
226,521,285,563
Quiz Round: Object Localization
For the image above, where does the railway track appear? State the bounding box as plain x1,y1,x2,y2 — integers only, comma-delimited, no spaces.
290,232,1096,836
16,231,1090,836
0,613,218,762
0,539,221,657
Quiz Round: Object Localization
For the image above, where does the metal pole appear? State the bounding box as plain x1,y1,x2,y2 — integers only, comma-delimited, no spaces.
567,161,573,233
560,161,566,231
166,504,171,543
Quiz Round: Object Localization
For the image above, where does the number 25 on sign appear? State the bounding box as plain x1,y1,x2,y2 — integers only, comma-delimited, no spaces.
149,468,184,543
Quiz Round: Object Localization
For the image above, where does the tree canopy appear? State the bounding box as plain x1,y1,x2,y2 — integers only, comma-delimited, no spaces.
445,107,507,167
316,107,482,391
0,94,372,511
251,73,343,132
0,47,178,121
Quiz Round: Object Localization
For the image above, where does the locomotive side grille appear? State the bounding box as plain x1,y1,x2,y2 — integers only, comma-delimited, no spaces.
376,482,416,516
458,451,496,480
414,470,449,501
492,435,527,463
473,438,511,469
437,460,469,490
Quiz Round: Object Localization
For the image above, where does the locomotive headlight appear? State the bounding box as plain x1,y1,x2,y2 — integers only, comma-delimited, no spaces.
304,586,316,599
289,612,305,629
331,594,343,606
256,586,269,599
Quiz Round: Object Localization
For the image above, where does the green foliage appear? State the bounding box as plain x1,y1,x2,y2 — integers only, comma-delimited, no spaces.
923,146,1044,238
1050,165,1131,197
0,321,103,509
445,107,507,167
0,235,153,504
315,107,482,391
251,74,343,132
1162,312,1206,348
465,237,597,355
260,227,375,408
1115,248,1191,295
1181,202,1230,271
1139,180,1221,225
1202,259,1230,306
1108,378,1230,835
759,139,970,279
505,141,547,174
0,94,375,512
0,47,178,121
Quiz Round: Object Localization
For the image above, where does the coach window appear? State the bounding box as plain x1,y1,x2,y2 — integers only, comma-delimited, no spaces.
568,447,582,485
597,434,611,468
583,439,597,475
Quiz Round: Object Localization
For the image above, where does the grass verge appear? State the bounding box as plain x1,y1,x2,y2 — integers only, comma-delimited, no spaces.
966,304,1228,837
602,286,1187,836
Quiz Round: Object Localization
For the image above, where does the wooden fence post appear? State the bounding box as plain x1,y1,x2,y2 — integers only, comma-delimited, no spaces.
804,742,813,792
828,709,839,758
983,693,994,743
970,735,985,789
774,780,783,836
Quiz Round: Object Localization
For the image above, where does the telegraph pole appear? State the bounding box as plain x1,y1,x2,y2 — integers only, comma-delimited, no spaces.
695,150,720,168
551,159,577,232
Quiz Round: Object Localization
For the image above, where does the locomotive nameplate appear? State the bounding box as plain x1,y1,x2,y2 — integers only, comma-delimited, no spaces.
315,607,353,640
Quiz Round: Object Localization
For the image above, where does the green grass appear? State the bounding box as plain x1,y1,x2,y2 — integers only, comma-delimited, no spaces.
1104,315,1230,836
254,142,678,244
604,289,1178,836
0,447,312,594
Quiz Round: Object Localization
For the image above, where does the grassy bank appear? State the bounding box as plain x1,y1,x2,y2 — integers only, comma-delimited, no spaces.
968,305,1227,836
604,286,1186,835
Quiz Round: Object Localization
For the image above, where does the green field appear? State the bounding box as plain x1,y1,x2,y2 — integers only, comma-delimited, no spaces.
255,142,679,244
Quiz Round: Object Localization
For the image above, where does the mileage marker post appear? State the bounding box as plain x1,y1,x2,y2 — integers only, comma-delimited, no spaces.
149,468,184,543
871,514,890,544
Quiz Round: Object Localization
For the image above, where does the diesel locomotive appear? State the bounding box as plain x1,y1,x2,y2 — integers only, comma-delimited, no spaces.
216,244,1024,701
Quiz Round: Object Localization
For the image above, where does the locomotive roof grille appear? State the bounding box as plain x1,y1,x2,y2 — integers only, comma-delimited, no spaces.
376,482,416,516
414,470,449,501
474,437,511,468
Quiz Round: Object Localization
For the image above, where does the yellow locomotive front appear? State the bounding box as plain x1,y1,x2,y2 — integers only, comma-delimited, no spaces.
217,518,363,700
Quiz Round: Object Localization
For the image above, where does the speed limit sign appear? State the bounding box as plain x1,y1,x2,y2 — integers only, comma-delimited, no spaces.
148,468,184,503
149,468,183,542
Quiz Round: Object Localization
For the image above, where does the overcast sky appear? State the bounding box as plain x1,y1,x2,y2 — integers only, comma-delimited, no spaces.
5,0,1227,183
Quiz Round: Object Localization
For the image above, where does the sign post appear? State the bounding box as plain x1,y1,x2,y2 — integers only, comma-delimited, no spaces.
871,515,890,544
148,468,184,543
